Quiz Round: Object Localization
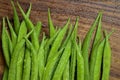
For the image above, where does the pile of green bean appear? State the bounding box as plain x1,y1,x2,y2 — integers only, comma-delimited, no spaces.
2,1,113,80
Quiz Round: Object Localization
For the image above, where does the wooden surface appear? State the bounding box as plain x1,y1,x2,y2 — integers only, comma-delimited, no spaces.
0,0,120,80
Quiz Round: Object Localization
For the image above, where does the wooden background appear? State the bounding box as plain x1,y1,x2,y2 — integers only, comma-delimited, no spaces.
0,0,120,80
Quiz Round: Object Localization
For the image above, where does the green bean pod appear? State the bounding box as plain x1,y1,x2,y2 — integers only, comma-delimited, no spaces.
17,2,39,50
22,48,31,80
16,47,25,80
44,28,61,64
8,30,33,80
52,40,71,80
38,34,46,80
93,40,105,80
81,12,101,80
63,61,70,80
48,8,56,37
16,4,32,80
8,40,25,80
5,23,13,57
89,13,102,80
75,41,84,80
91,30,113,80
102,31,112,80
24,38,38,80
92,12,103,48
2,67,9,80
17,21,27,42
35,21,42,39
43,48,64,80
70,46,76,80
89,40,101,80
61,24,73,48
70,17,79,80
11,1,20,35
2,18,10,67
47,18,70,61
6,17,17,49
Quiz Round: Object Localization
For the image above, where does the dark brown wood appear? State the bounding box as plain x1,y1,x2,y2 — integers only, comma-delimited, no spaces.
0,0,120,80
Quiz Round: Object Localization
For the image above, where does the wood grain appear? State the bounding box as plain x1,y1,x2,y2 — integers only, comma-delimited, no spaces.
0,0,120,80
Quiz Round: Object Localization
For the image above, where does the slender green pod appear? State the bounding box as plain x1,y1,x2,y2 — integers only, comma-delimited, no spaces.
2,67,9,80
48,8,56,37
24,38,38,80
5,22,13,57
102,31,112,80
52,40,71,80
70,17,79,80
92,12,103,48
7,34,13,57
47,18,70,61
93,40,105,80
38,33,46,80
8,30,33,80
75,41,84,80
92,30,114,80
26,3,32,18
17,2,39,50
6,17,17,50
17,3,32,42
89,13,103,80
70,45,76,80
71,17,79,41
63,61,70,80
8,41,25,80
16,5,32,80
16,47,25,80
89,40,101,80
15,6,32,79
17,21,27,42
43,48,64,80
61,24,73,48
22,48,31,80
82,12,101,80
35,21,42,38
2,18,10,67
11,1,20,35
44,28,61,64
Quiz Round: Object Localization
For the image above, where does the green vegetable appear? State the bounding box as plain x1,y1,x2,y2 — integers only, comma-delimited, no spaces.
90,13,102,80
11,1,20,35
75,41,84,80
82,12,101,80
2,18,10,67
43,48,64,80
24,37,38,80
38,33,46,80
6,17,17,49
35,21,42,39
22,48,31,80
102,31,112,80
48,8,56,37
8,30,33,80
63,61,70,80
1,2,113,80
70,17,79,80
44,28,61,64
47,18,70,61
16,4,32,80
16,47,25,80
17,2,39,50
2,67,9,80
52,40,71,80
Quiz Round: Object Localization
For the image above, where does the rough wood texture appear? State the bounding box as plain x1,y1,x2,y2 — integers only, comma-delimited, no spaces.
0,0,120,80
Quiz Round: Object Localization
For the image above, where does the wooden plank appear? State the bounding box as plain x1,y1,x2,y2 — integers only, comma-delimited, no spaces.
0,0,120,80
